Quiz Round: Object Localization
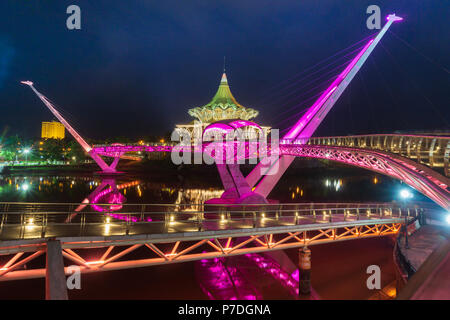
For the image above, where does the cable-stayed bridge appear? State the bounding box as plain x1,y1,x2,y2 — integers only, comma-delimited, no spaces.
7,14,449,299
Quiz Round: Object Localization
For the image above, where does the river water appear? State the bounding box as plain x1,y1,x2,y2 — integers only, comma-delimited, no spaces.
0,160,432,299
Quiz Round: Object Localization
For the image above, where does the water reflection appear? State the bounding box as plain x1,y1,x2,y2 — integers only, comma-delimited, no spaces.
0,170,428,207
0,175,225,213
324,178,343,191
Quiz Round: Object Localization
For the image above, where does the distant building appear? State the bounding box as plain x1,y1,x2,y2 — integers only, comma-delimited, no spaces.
41,121,65,139
175,72,271,140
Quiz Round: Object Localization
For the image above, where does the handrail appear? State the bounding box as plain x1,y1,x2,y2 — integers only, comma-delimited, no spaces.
0,201,428,242
0,201,435,207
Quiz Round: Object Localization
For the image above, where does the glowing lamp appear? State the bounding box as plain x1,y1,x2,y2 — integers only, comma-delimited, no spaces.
86,260,104,265
400,189,413,199
20,80,33,86
386,14,403,22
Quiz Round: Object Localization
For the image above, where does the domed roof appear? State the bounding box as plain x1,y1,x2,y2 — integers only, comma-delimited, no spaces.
188,73,259,123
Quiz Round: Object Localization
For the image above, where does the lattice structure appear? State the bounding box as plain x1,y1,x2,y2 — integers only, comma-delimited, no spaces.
308,134,450,176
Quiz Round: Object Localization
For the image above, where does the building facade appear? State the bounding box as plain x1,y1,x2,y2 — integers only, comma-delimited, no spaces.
175,73,270,141
41,121,65,139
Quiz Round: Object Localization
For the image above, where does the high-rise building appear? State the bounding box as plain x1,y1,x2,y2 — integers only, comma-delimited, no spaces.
41,121,65,139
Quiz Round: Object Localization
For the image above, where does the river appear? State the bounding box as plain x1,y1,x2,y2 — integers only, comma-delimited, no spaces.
0,159,432,299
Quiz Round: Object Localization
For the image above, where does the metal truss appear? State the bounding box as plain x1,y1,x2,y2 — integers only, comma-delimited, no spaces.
88,141,449,209
0,221,401,281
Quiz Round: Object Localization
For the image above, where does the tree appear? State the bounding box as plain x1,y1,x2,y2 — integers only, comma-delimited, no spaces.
39,139,65,162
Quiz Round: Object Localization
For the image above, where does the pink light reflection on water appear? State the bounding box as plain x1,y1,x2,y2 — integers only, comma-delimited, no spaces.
196,252,262,300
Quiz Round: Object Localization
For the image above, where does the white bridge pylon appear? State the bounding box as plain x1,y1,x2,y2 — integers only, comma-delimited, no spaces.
21,81,121,173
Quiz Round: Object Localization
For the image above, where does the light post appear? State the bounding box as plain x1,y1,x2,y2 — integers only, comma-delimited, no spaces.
399,188,413,249
23,148,31,162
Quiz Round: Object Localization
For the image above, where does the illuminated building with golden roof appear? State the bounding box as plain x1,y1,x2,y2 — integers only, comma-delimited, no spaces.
175,72,270,139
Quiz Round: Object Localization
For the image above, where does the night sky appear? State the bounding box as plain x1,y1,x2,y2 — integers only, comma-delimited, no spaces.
0,0,448,140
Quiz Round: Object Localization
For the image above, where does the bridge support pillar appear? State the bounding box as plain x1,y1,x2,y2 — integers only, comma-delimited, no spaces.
45,239,68,300
298,246,311,296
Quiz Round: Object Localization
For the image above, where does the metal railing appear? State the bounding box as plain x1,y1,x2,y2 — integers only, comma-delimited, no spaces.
307,134,450,176
0,201,430,240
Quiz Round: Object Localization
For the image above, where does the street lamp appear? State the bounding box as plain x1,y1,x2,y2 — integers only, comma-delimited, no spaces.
400,189,412,200
399,188,413,249
23,148,31,162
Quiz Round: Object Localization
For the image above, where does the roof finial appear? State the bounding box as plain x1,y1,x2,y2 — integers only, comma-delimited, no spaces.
223,56,226,73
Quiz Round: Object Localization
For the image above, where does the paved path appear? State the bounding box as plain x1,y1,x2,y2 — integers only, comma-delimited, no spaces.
399,225,448,271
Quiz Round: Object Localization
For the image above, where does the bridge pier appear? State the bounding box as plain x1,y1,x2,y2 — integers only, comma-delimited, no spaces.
298,246,311,297
45,239,68,300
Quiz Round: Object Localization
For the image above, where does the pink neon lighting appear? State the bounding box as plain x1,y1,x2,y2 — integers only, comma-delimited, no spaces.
197,251,300,300
197,256,262,300
89,181,153,222
284,38,374,140
280,144,450,210
244,253,299,296
386,14,403,21
203,120,262,138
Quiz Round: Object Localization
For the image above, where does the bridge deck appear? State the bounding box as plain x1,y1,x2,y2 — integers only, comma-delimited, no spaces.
0,202,425,281
0,213,401,244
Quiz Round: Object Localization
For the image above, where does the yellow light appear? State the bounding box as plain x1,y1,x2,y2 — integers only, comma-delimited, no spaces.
386,287,396,297
86,260,105,265
106,217,111,224
373,177,378,184
28,218,34,225
170,215,174,222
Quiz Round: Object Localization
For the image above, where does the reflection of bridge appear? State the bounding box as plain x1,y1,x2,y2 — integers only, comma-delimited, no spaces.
21,14,449,210
21,15,410,196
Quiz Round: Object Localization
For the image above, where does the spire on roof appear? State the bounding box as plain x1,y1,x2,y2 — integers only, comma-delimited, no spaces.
221,72,228,83
187,70,259,123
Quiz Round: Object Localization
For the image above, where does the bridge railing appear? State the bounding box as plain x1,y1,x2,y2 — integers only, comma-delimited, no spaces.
307,134,450,176
0,202,431,240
